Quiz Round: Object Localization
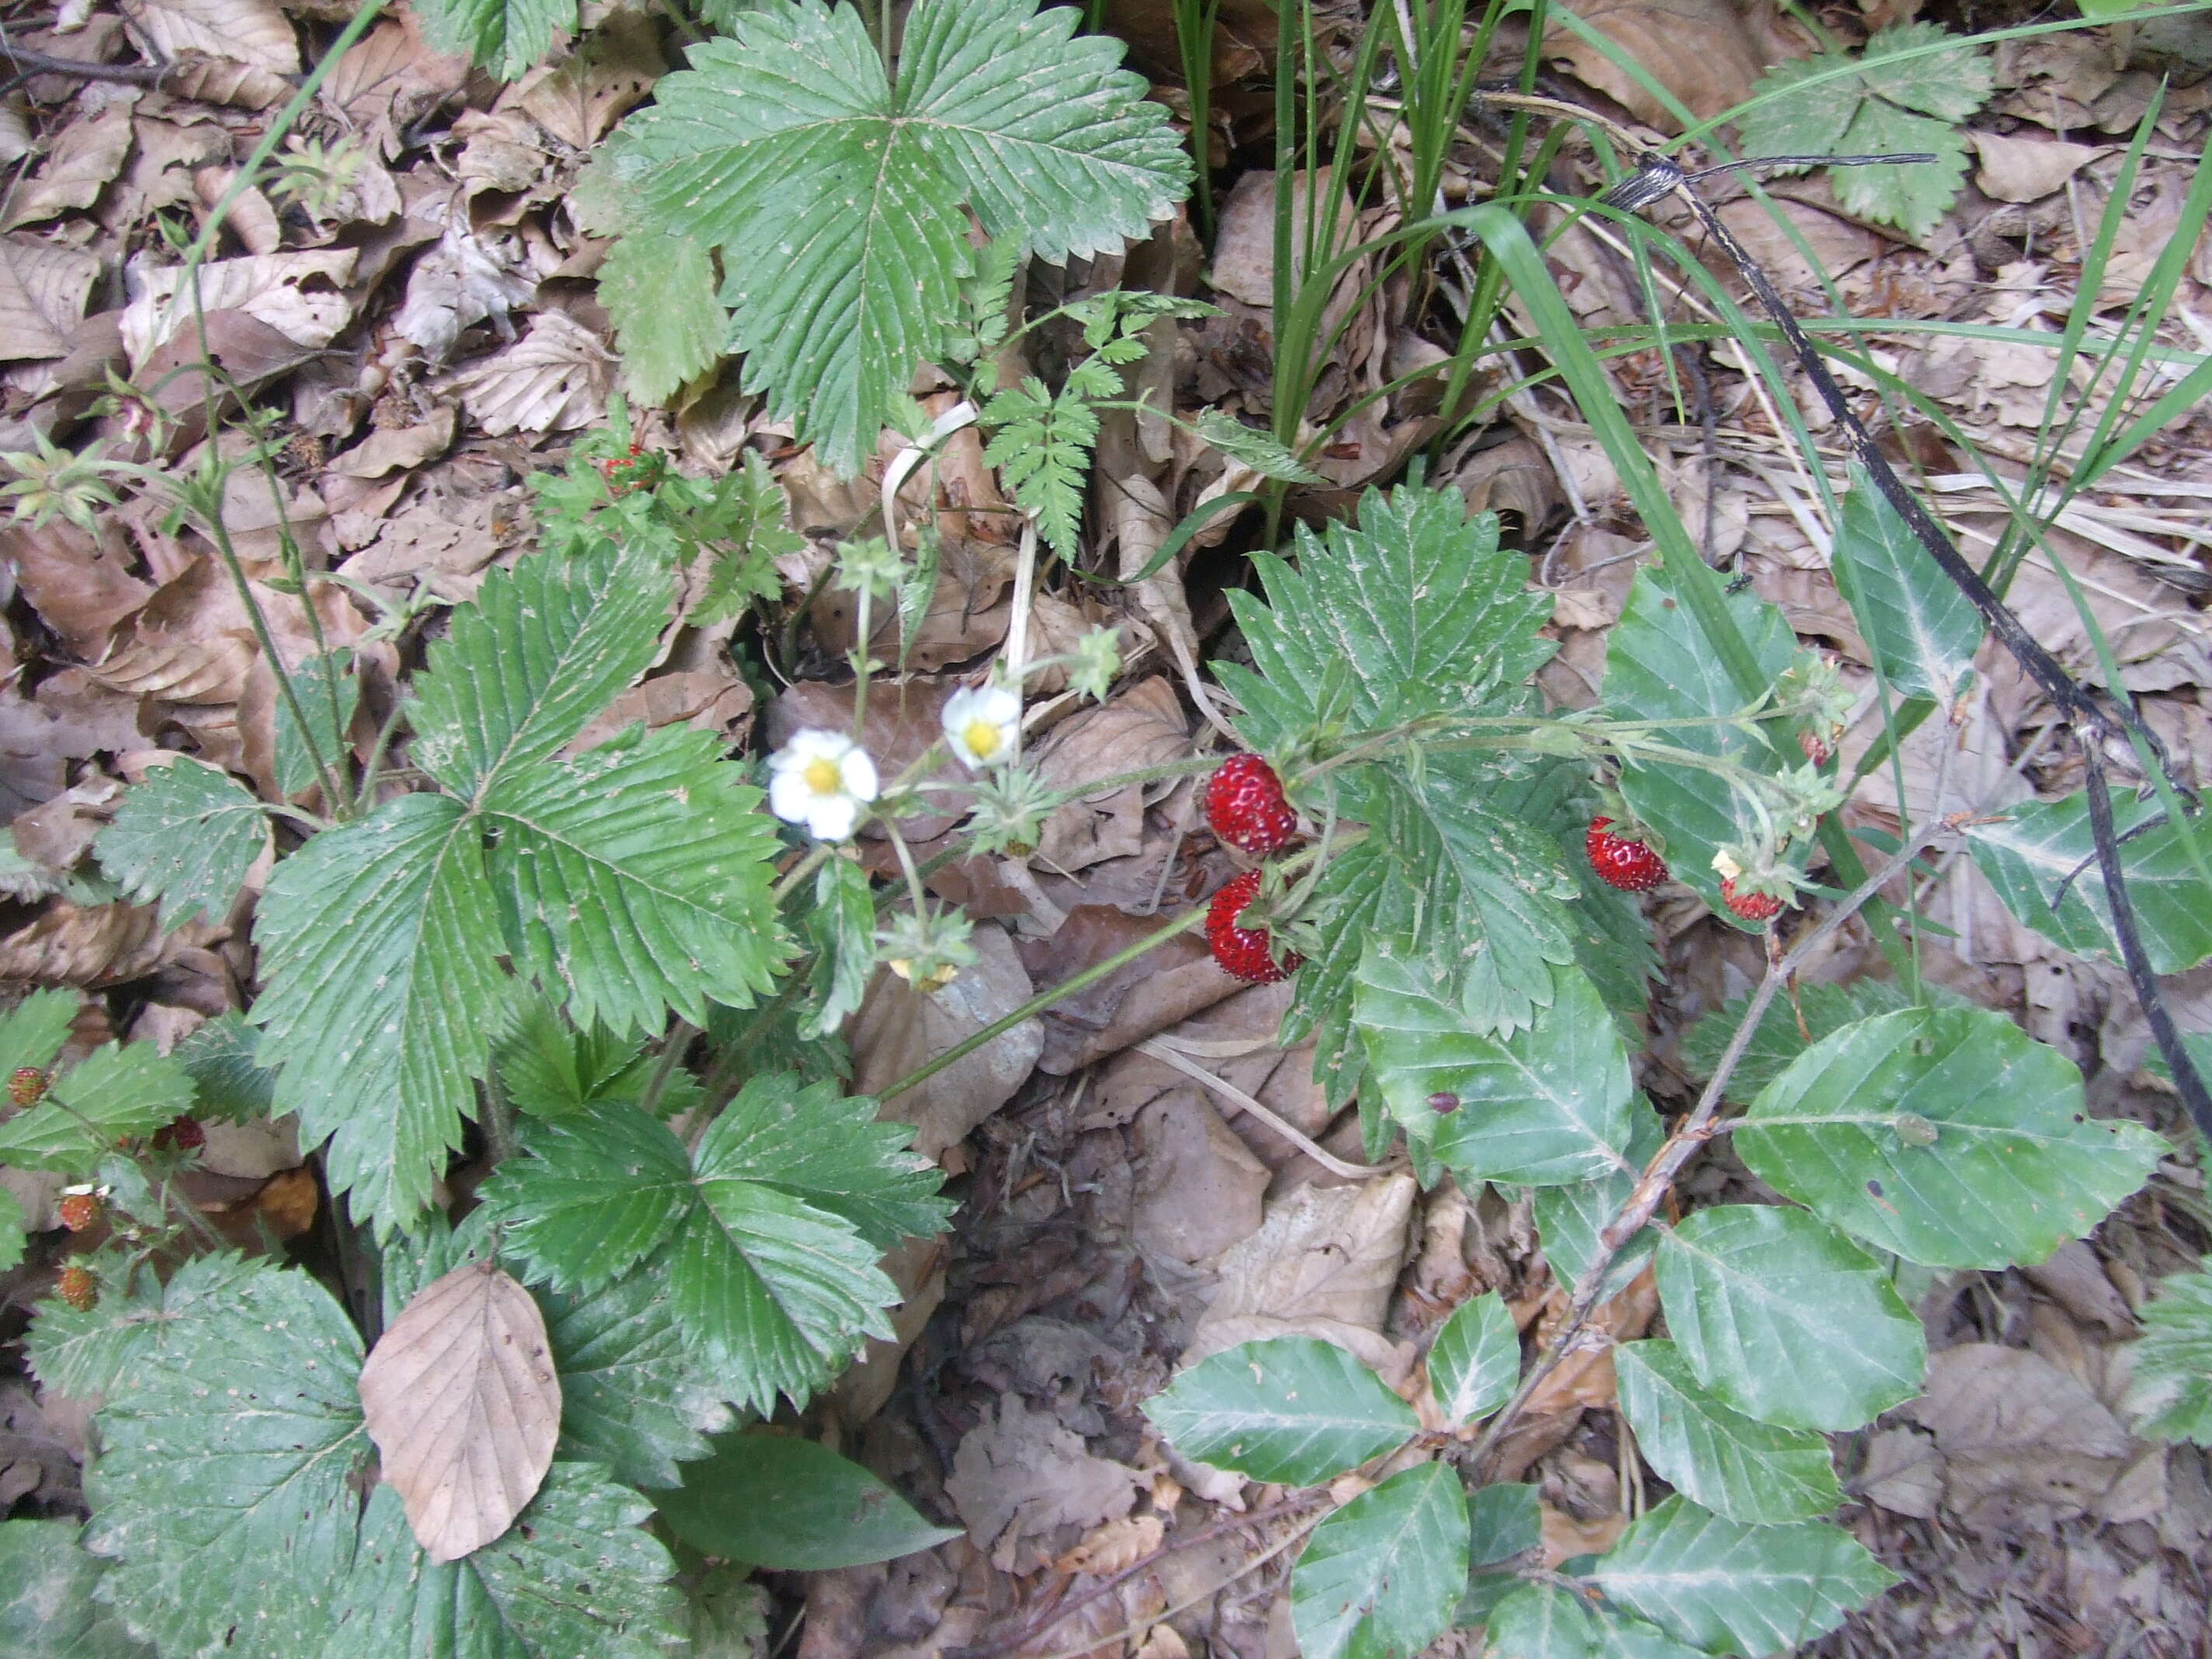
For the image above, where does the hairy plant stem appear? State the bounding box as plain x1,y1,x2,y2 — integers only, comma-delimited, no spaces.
1462,819,1960,1476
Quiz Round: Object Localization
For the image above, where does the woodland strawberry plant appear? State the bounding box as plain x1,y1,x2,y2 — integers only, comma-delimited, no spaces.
4,1,2209,1657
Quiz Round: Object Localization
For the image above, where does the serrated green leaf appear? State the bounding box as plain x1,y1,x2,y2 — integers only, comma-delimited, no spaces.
482,725,786,1035
480,1105,695,1292
93,758,269,930
602,229,725,406
319,1468,684,1659
253,793,508,1233
0,1184,22,1273
83,1257,368,1659
1495,760,1660,1032
1614,1341,1842,1525
1143,1337,1419,1486
171,1013,277,1124
1292,1462,1469,1659
409,539,673,798
493,994,652,1121
803,854,878,1040
1430,1291,1520,1428
1833,104,1969,241
1605,568,1800,927
0,1519,153,1659
1854,21,1994,121
1737,1005,2162,1269
616,0,1186,473
0,988,76,1080
1655,1205,1925,1432
2125,1257,2212,1444
1590,1497,1898,1655
1483,1581,1708,1657
1194,410,1324,483
1967,791,2212,975
1532,1096,1665,1300
27,1254,256,1399
1829,468,1984,703
1356,955,1636,1186
0,1043,195,1172
1675,979,1923,1104
1737,56,1855,168
694,449,803,628
276,650,359,798
650,1431,962,1569
412,0,574,79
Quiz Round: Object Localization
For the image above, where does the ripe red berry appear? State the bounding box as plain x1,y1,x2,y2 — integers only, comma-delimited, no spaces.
9,1066,47,1106
1799,729,1833,766
57,1192,99,1233
1205,868,1301,984
153,1115,204,1152
1585,817,1668,892
1205,756,1298,855
57,1264,96,1313
1720,878,1785,924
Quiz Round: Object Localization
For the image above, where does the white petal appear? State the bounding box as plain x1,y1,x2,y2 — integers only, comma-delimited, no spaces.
807,794,860,841
840,749,879,801
768,770,813,824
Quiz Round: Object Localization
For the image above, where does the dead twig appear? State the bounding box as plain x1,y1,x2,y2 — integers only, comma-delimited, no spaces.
0,43,170,101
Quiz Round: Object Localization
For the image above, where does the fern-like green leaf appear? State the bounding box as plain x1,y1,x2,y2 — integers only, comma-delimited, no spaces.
981,377,1100,556
95,758,270,930
612,0,1187,472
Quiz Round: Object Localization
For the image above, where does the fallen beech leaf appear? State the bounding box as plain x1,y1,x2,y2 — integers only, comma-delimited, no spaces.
0,235,100,360
4,109,134,231
0,901,165,986
163,48,293,109
516,12,663,149
447,311,616,436
358,1261,562,1563
1971,131,2100,203
1546,0,1777,127
120,250,357,367
1055,1511,1165,1574
121,0,299,76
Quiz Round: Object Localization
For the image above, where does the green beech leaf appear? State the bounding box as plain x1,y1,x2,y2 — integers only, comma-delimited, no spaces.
413,0,575,79
1356,955,1636,1187
275,650,359,798
409,539,672,798
1828,467,1984,703
1482,1580,1708,1657
1143,1337,1419,1487
81,1257,368,1658
2125,1256,2212,1445
480,725,787,1036
1459,1483,1541,1626
600,228,725,406
612,0,1186,474
1292,1462,1469,1659
319,1469,683,1657
650,1431,961,1569
1532,1097,1664,1299
0,1518,152,1659
1605,567,1802,927
1589,1496,1899,1655
1429,1291,1519,1428
1967,790,2212,975
1675,979,1925,1104
1613,1341,1842,1524
93,758,270,930
252,793,508,1233
0,1043,195,1172
1737,1005,2162,1268
1655,1205,1925,1432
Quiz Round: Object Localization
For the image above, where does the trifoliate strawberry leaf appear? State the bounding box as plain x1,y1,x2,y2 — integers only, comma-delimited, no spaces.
0,1188,19,1275
0,1519,152,1659
476,1104,696,1295
172,1012,278,1123
413,0,575,80
322,1469,683,1658
409,538,673,799
27,1254,260,1400
0,987,75,1080
2126,1257,2212,1445
81,1257,369,1659
93,757,270,930
481,725,787,1036
1853,20,1995,122
252,793,509,1233
492,994,654,1122
274,650,359,798
1833,105,1967,241
0,1043,194,1172
600,229,725,407
611,0,1187,473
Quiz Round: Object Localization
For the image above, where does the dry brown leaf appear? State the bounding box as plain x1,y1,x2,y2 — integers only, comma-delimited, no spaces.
1546,0,1779,127
0,901,165,986
1971,132,2100,203
1055,1512,1165,1576
329,407,457,478
120,250,357,367
162,48,293,109
358,1261,562,1563
564,663,754,756
447,311,614,435
121,0,298,75
322,16,471,144
0,235,99,361
851,923,1042,1162
0,106,30,167
513,12,664,149
1904,1343,2133,1533
1540,1501,1628,1566
0,671,146,820
5,108,134,231
1024,905,1234,1076
944,1393,1144,1573
1129,1091,1271,1264
4,520,155,659
1031,675,1189,873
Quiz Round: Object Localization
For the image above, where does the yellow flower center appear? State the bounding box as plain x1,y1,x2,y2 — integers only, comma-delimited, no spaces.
804,756,843,795
962,718,1003,760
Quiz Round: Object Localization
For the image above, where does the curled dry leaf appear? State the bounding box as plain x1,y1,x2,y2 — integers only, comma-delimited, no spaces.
0,235,101,362
162,48,294,110
0,900,165,986
120,0,299,76
1055,1511,1165,1576
357,1260,562,1563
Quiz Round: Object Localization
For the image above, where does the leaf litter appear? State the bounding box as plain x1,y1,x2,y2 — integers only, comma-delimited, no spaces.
0,1,2207,1655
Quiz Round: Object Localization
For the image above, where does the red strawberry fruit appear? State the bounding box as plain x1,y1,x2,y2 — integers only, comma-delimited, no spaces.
153,1115,205,1153
1206,868,1301,984
57,1264,96,1313
1205,756,1298,855
9,1066,47,1107
57,1192,99,1233
1585,817,1668,892
1720,878,1785,924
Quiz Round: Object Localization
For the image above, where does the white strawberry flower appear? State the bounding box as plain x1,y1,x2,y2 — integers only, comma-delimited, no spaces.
941,683,1022,771
768,729,878,841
